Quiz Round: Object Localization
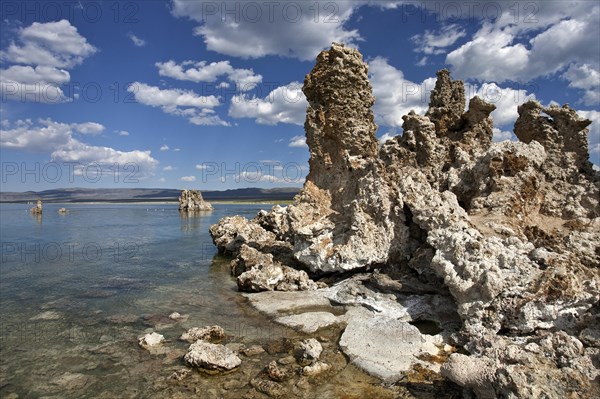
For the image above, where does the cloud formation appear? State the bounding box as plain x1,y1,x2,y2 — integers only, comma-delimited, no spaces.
368,57,436,127
411,24,466,55
156,60,262,91
288,135,307,148
229,82,307,125
0,20,96,103
171,0,361,60
445,3,600,101
128,33,147,47
0,119,158,178
128,82,229,126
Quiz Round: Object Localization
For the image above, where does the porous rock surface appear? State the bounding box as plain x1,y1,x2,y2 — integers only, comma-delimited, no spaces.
210,43,600,397
184,340,241,371
178,189,212,211
179,325,225,343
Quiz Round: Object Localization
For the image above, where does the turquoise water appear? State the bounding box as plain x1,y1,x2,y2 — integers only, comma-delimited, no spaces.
0,203,297,398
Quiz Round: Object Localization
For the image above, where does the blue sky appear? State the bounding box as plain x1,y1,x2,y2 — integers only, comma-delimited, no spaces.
1,0,599,192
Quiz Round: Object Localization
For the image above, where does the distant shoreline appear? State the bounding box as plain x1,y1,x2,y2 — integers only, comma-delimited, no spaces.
0,200,292,205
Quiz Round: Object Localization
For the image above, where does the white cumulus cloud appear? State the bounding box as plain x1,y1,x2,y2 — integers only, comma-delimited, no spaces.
128,82,230,126
411,24,466,55
492,128,514,142
0,118,158,178
368,57,436,127
1,19,97,68
445,5,600,89
288,135,307,148
379,131,399,144
468,82,537,128
229,82,307,125
562,64,600,106
0,20,96,103
171,0,362,60
156,60,262,92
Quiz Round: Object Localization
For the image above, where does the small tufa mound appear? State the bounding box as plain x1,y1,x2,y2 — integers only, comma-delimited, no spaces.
178,189,212,212
30,199,42,214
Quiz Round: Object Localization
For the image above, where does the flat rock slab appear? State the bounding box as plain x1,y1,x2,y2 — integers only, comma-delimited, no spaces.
339,315,440,381
243,289,334,317
275,311,339,333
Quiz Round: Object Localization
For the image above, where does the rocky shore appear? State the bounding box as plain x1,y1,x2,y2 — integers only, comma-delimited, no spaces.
209,43,600,398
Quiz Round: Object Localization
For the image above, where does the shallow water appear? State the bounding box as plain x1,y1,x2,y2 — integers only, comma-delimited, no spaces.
0,203,413,398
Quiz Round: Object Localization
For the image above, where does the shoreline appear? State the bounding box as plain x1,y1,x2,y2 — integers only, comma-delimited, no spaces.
0,200,292,205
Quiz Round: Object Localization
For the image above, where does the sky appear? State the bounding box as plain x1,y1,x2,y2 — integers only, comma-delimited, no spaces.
1,0,599,192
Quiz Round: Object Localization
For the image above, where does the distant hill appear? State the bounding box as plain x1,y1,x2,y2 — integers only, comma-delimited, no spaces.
0,187,301,203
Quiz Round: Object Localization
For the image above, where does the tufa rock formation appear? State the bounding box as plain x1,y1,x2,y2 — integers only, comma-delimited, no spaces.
30,199,42,214
210,43,600,397
178,189,212,212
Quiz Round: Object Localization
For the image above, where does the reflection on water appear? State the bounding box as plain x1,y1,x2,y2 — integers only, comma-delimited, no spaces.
29,211,42,225
179,210,211,232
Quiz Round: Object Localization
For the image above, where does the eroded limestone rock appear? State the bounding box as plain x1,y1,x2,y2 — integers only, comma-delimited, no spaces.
184,340,241,371
178,189,212,212
180,325,225,343
295,339,322,366
209,43,600,397
233,244,319,292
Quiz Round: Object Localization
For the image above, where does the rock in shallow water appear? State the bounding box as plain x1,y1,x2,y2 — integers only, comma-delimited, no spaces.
302,361,331,377
250,378,286,398
266,361,288,382
275,311,339,334
138,332,165,349
180,325,225,343
184,341,241,371
339,314,442,381
295,338,322,366
178,189,212,212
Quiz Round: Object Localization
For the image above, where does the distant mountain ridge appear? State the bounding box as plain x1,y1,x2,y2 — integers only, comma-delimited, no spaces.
0,187,301,203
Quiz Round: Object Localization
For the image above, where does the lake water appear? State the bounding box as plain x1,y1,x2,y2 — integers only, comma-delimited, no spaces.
0,203,397,399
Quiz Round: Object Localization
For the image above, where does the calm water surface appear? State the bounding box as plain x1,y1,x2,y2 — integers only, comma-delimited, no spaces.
0,203,392,399
0,203,279,397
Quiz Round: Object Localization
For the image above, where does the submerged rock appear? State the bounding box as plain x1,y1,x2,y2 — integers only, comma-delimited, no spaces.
295,339,322,366
180,325,225,343
339,315,441,381
302,361,331,377
241,345,265,357
250,378,286,398
266,361,288,382
138,332,165,349
178,189,212,212
209,43,600,397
